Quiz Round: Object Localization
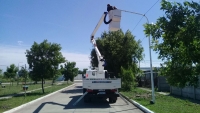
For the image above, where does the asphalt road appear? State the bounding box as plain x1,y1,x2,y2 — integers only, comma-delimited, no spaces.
13,82,144,113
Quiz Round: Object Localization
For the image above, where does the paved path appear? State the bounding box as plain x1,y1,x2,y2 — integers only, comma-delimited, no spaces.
13,83,143,113
138,87,170,95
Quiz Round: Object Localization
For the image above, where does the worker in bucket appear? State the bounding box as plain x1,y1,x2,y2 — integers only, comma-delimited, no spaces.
100,58,107,67
107,4,117,12
102,60,107,67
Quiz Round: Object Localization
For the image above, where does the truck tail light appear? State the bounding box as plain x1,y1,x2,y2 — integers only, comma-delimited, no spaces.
111,89,117,92
87,89,93,92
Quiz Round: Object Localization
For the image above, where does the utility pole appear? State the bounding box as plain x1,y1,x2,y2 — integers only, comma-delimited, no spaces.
119,9,155,104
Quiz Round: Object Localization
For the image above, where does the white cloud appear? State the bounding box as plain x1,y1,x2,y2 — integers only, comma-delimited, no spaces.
17,41,23,45
0,45,91,72
0,45,162,72
61,51,91,69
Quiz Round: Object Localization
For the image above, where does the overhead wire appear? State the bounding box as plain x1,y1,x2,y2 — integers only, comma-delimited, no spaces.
133,0,161,66
144,0,160,15
131,0,160,32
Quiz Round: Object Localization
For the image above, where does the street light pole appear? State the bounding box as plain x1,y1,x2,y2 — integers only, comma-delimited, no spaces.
119,9,155,104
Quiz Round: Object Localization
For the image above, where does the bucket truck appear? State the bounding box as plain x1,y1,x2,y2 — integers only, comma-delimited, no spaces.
81,9,122,103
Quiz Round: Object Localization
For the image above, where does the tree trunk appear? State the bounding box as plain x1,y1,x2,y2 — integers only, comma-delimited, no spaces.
24,76,27,97
52,77,54,85
17,77,19,86
52,71,55,85
10,78,11,86
42,77,44,93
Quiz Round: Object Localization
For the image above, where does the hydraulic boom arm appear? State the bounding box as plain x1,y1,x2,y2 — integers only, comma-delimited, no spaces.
90,12,107,71
90,9,120,72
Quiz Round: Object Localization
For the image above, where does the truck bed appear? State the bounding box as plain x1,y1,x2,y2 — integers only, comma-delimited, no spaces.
82,78,121,89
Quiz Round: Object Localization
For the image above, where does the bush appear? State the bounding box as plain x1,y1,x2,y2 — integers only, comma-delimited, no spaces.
120,67,136,91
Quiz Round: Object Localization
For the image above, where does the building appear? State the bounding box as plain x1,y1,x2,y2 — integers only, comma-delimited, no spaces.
139,67,170,92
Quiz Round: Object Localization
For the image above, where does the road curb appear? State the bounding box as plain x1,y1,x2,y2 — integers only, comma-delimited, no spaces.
119,92,154,113
3,83,76,113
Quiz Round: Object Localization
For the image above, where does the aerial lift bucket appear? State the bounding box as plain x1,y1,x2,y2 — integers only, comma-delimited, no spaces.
108,10,121,31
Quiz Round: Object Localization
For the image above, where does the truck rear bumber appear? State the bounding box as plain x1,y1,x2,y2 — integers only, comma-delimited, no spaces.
82,78,121,89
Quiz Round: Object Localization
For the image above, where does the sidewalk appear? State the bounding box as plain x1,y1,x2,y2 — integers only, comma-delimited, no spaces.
0,82,63,100
138,87,170,95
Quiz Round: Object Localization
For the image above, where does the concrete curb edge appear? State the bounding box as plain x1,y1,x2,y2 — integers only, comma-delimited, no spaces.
3,83,76,113
119,92,154,113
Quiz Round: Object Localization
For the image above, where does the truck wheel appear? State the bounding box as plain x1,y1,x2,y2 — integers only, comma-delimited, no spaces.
109,97,117,103
83,88,86,94
112,99,116,103
109,97,113,103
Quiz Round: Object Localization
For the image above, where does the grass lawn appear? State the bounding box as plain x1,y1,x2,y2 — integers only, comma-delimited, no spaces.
0,82,72,113
121,88,200,113
0,82,52,97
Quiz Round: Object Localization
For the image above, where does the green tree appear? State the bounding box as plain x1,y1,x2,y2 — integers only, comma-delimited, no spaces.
90,30,144,78
18,66,29,96
144,0,200,88
82,68,88,74
61,61,79,83
0,69,3,78
29,70,40,84
4,64,18,86
26,39,66,93
18,66,29,85
78,70,83,74
51,66,61,85
0,69,3,82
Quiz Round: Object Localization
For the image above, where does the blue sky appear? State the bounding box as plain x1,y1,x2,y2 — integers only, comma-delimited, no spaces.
0,0,194,72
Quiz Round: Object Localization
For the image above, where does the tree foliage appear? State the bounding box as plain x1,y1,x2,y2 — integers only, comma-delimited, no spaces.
18,66,29,85
120,67,136,91
78,68,88,74
4,64,18,86
0,69,3,79
26,39,66,93
90,30,144,90
90,30,144,78
144,0,200,88
60,61,79,82
82,68,88,74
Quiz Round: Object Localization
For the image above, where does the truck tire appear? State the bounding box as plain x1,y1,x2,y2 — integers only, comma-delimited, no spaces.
109,97,117,103
112,99,116,103
83,88,86,94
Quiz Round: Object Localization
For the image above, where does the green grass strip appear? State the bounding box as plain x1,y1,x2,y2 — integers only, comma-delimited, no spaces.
0,82,72,113
121,88,200,113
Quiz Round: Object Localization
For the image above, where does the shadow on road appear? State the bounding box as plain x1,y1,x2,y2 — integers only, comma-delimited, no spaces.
33,87,111,113
75,86,82,88
33,96,111,113
61,88,82,94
